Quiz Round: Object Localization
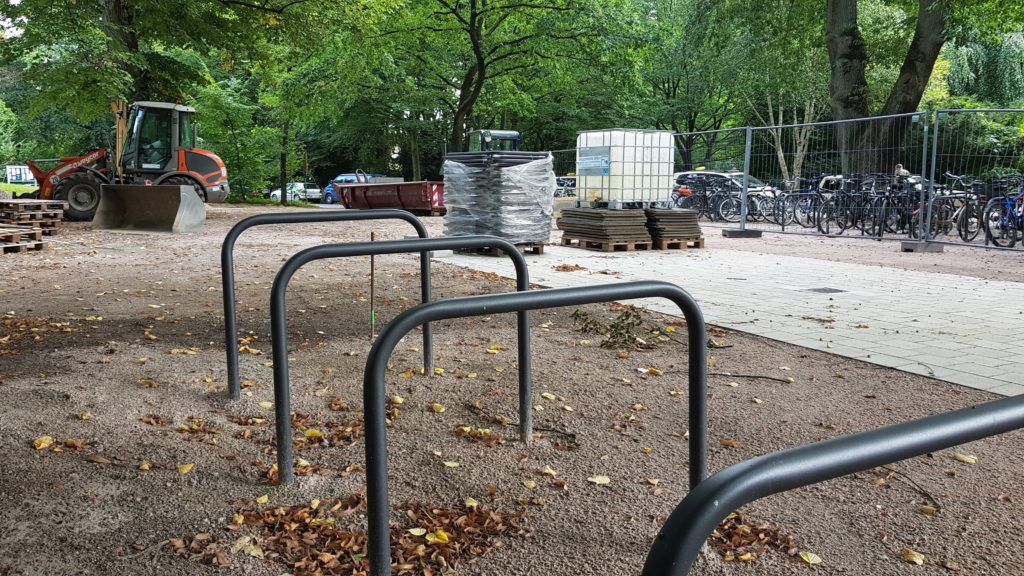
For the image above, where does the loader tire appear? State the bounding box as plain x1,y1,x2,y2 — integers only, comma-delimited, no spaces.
54,172,103,221
162,176,206,202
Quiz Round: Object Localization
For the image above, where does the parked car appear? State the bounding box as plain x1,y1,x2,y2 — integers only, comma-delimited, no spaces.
672,170,779,199
323,172,375,204
269,181,321,202
554,176,577,197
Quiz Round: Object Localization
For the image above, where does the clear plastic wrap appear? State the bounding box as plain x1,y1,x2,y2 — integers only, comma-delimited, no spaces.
442,154,555,245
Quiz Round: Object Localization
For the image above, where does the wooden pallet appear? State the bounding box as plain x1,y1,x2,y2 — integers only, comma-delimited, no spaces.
0,226,45,253
0,199,67,213
652,237,705,250
0,209,63,221
1,218,61,229
561,235,653,252
455,242,545,256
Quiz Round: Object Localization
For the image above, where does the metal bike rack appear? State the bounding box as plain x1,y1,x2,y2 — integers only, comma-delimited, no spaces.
642,393,1024,576
270,235,533,484
221,209,431,399
362,281,709,576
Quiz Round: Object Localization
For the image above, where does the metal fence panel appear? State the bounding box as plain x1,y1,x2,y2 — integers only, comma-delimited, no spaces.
927,109,1024,248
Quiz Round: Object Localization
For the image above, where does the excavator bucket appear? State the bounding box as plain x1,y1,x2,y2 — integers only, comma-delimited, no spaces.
94,184,206,233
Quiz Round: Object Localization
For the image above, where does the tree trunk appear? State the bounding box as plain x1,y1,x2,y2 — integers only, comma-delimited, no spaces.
279,118,290,206
825,0,948,174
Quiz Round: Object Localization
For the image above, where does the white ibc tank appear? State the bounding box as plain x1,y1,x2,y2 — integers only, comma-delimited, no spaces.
575,129,674,206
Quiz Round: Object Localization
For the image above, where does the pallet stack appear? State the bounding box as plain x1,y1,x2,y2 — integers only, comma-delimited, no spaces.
557,208,652,251
644,208,704,249
0,225,44,254
0,199,66,236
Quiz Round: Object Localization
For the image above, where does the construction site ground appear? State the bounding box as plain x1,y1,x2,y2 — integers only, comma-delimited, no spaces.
0,203,1021,576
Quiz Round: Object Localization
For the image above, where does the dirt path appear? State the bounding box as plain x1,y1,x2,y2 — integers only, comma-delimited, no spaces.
0,204,1020,576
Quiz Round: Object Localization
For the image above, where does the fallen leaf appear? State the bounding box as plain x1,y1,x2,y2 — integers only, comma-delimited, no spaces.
310,499,320,509
442,461,460,468
641,447,653,454
901,547,925,565
85,453,111,464
77,412,93,420
541,465,557,477
785,376,795,383
431,403,446,414
464,497,479,510
258,401,273,409
425,529,449,545
799,551,823,565
407,527,427,536
400,368,414,378
719,438,738,448
562,405,574,412
177,463,195,474
255,494,269,504
138,460,152,471
752,398,763,404
587,475,610,486
230,535,264,558
645,478,660,486
304,428,323,440
540,392,557,400
921,504,938,515
433,367,445,375
389,395,404,405
231,513,244,525
953,452,977,465
522,480,537,489
726,381,739,387
32,435,54,450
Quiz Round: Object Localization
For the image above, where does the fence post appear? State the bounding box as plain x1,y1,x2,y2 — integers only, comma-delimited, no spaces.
740,126,752,230
924,112,942,242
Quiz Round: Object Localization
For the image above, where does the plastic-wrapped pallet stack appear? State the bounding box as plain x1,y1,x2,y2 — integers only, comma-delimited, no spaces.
442,151,555,245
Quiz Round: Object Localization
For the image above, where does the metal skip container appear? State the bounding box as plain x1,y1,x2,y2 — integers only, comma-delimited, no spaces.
576,129,675,209
93,184,206,233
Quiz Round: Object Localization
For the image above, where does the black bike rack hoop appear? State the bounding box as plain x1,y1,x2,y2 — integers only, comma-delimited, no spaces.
221,209,431,399
362,280,709,576
270,235,533,484
642,393,1024,576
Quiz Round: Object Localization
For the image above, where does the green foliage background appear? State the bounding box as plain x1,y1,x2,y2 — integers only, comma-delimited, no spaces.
1,0,1022,193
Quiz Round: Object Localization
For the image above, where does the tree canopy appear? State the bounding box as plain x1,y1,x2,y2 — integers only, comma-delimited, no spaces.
1,0,1022,191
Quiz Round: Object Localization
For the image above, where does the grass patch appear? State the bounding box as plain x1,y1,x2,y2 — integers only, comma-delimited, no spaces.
0,183,37,197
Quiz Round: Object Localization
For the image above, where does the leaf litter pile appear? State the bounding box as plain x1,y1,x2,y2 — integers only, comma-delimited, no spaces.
172,493,526,575
4,208,1024,576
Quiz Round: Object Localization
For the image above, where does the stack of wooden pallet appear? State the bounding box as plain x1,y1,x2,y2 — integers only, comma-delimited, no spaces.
557,208,652,251
0,199,66,236
0,225,44,254
645,209,704,249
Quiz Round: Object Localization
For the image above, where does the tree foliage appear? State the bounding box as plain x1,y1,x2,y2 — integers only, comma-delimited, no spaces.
1,0,1022,190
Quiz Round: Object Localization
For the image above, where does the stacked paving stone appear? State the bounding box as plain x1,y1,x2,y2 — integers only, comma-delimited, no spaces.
644,208,702,240
557,208,652,243
442,151,554,245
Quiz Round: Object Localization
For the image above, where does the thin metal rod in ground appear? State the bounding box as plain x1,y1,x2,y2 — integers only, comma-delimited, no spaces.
363,281,708,576
641,393,1024,576
270,235,533,484
221,209,431,399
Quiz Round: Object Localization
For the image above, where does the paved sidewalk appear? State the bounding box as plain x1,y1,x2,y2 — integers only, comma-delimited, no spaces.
436,245,1024,397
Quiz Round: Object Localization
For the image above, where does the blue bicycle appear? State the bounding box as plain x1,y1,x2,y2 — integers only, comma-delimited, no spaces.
983,177,1024,248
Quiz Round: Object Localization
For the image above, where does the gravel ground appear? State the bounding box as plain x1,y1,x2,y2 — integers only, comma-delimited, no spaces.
0,204,1021,576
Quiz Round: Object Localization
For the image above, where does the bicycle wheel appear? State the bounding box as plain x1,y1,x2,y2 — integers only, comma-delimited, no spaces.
957,200,981,242
984,201,1017,248
717,197,742,222
794,196,817,228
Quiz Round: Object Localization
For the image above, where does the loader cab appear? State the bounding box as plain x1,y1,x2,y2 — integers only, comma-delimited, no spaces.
467,130,521,152
122,102,191,173
120,101,231,203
